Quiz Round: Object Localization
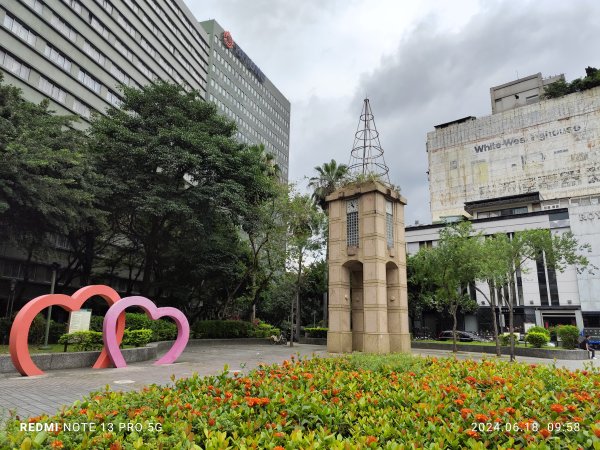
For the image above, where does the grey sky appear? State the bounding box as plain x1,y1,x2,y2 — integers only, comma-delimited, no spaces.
186,0,600,224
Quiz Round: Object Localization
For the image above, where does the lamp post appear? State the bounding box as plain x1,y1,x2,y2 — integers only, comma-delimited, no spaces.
5,278,16,319
40,262,59,350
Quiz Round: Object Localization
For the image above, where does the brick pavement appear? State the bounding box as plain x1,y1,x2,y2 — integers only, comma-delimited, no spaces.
0,344,594,426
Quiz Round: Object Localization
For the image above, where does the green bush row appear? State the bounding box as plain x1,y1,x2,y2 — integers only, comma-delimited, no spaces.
304,327,328,338
90,313,177,342
191,320,280,339
58,328,154,351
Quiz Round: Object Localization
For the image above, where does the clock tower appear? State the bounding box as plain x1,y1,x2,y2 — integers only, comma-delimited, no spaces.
325,99,410,354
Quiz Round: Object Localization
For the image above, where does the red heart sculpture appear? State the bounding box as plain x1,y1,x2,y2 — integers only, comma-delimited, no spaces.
9,285,125,376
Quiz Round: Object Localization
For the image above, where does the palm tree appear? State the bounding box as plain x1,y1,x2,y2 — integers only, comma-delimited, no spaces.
308,159,349,212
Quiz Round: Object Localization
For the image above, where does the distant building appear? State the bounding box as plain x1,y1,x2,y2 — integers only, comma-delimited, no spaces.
0,0,210,128
199,19,291,181
427,75,600,222
406,192,600,335
409,73,600,336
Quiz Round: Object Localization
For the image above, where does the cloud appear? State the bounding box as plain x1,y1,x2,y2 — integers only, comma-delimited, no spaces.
187,0,600,225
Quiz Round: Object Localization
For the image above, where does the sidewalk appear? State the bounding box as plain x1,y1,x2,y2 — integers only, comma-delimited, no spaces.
0,344,594,424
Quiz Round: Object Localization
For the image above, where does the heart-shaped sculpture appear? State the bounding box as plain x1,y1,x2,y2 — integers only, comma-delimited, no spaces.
103,296,189,368
9,285,126,376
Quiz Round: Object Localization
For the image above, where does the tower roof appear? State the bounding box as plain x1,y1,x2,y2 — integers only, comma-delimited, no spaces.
348,98,390,184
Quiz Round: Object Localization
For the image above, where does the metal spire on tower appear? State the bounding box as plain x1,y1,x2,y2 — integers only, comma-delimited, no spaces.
348,98,390,185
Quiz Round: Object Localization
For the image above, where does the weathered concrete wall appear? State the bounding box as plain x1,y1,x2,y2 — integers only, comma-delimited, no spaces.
428,87,600,220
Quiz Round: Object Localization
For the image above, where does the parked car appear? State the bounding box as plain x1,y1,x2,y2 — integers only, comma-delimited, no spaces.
438,330,491,342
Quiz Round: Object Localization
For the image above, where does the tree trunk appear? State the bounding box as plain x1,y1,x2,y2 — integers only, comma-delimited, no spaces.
474,283,501,357
509,279,516,362
295,254,303,343
451,303,458,353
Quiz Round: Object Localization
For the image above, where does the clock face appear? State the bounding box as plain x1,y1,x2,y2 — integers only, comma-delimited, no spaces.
347,199,358,213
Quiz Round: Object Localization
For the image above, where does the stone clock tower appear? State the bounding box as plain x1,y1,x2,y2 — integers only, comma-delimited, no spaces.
326,99,410,354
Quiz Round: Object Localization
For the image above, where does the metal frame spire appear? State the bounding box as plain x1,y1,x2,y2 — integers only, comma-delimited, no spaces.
348,98,390,184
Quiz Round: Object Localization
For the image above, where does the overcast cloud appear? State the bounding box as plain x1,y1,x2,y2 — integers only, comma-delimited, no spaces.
186,0,600,224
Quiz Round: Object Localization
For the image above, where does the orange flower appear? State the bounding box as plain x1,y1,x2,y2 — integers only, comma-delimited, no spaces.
50,441,64,449
454,399,464,406
567,405,576,412
504,407,516,415
594,428,600,438
466,430,479,438
109,443,122,450
539,429,551,439
365,436,378,445
474,414,490,422
208,418,216,426
551,404,565,414
461,408,473,419
274,432,285,438
274,447,285,450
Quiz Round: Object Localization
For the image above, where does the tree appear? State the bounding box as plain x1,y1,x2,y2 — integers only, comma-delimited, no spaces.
477,229,591,361
308,159,348,212
89,81,276,304
0,75,101,301
410,222,480,352
285,192,326,346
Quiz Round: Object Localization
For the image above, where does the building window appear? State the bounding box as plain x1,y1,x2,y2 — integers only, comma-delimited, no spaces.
90,16,110,40
0,50,31,80
61,0,82,14
3,14,37,46
72,99,91,118
44,45,72,72
346,199,359,247
51,15,77,41
386,200,394,248
106,90,122,107
38,77,67,103
83,41,106,66
110,64,129,84
78,70,102,94
96,0,113,14
536,254,549,306
23,0,43,14
117,13,136,37
114,39,133,61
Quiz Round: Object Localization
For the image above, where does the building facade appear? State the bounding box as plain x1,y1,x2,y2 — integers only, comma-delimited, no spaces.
199,19,291,181
427,77,600,222
0,0,210,128
411,74,600,336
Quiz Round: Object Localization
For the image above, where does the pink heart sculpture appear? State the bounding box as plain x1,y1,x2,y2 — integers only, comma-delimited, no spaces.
9,285,125,376
103,296,189,368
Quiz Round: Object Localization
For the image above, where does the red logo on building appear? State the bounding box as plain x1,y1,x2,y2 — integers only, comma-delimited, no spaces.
222,31,234,49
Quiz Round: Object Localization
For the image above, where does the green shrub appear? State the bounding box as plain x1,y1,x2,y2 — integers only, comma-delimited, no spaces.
123,328,153,347
58,331,103,351
304,327,328,338
150,318,178,341
526,326,550,337
89,313,177,341
89,315,104,332
500,333,518,346
557,325,580,349
49,321,67,344
250,321,280,338
525,331,550,348
192,320,253,339
0,318,12,344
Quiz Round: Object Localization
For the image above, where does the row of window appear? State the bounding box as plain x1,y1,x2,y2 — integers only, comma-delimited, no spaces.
214,47,289,129
213,34,288,119
211,64,289,149
56,0,201,90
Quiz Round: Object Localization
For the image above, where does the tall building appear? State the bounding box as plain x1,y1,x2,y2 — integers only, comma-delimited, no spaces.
199,19,291,181
407,74,600,336
0,0,210,128
427,75,600,222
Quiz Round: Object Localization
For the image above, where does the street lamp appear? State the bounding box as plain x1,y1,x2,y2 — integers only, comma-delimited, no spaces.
40,262,60,350
4,278,16,319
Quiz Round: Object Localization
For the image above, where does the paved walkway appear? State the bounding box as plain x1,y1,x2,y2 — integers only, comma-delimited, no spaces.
0,344,595,424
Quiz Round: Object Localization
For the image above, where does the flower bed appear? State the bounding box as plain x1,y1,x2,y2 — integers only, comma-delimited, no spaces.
2,354,600,448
